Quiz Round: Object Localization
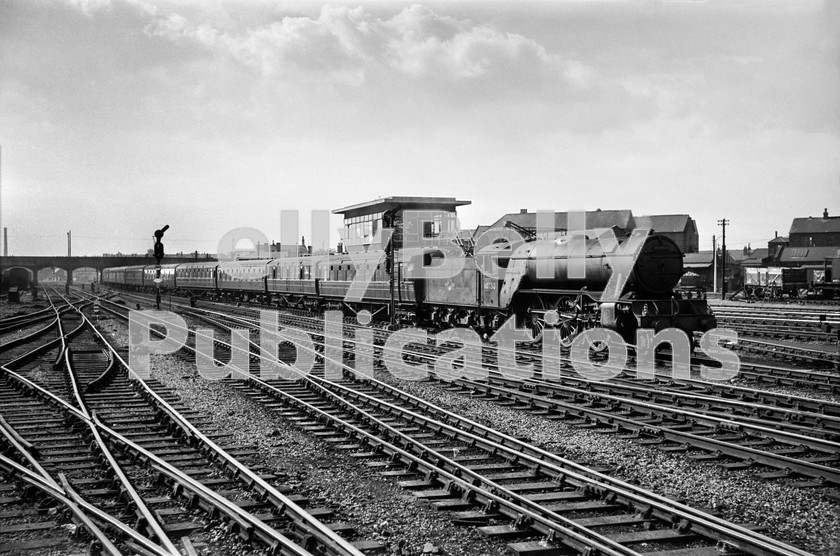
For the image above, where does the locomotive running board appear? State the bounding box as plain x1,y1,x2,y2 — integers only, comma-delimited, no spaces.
517,288,604,301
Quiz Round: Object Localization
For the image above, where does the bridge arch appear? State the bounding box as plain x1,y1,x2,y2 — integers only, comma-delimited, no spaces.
37,267,69,285
2,267,33,289
1,255,215,292
72,267,100,284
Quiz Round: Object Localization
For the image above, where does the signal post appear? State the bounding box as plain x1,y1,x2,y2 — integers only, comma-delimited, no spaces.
153,225,169,310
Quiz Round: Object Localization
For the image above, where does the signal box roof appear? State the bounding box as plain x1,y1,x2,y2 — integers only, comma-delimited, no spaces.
332,196,471,219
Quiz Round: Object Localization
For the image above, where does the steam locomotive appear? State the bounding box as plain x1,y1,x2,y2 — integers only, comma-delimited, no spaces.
102,227,716,344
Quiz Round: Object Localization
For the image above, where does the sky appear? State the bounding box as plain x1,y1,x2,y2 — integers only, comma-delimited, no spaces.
1,0,838,257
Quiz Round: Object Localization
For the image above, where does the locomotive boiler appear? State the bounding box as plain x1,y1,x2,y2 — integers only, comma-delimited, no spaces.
420,231,714,343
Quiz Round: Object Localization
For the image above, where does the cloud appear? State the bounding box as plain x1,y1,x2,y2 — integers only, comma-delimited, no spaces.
65,0,112,16
132,2,650,134
144,4,578,87
381,5,549,80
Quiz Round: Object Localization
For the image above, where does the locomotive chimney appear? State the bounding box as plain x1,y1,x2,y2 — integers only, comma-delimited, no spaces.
824,208,829,219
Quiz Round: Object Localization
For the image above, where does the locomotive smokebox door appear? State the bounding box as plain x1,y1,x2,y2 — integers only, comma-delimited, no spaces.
631,235,684,295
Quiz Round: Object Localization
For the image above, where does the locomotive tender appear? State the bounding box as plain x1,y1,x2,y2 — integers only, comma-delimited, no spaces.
102,220,716,345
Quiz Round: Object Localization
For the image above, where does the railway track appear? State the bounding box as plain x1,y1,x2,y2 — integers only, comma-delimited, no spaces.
195,304,840,485
0,301,69,336
726,361,840,394
708,306,838,342
0,289,378,556
110,289,840,389
91,290,827,556
722,336,840,369
714,320,836,344
101,290,840,464
710,304,840,319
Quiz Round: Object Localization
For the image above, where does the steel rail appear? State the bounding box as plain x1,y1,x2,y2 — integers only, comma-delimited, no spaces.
0,317,59,352
2,299,91,373
736,362,840,385
0,310,65,369
84,415,180,555
61,329,180,555
85,350,119,393
435,341,840,436
87,294,832,548
729,337,840,365
510,372,840,437
188,306,840,425
457,376,840,484
0,454,125,556
190,305,840,488
8,296,262,556
5,294,179,554
209,308,840,458
186,305,839,434
309,374,815,556
66,290,367,556
252,372,812,556
0,413,57,488
714,316,837,329
711,307,839,320
0,305,65,333
131,306,650,555
0,365,88,421
614,373,840,415
186,309,812,556
675,362,840,393
185,300,840,452
0,407,173,556
2,358,317,556
248,376,640,556
92,414,316,556
57,473,178,556
600,383,840,436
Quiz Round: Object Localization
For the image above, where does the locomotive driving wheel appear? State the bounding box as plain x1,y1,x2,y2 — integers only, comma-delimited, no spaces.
547,296,578,347
556,318,579,347
524,295,546,341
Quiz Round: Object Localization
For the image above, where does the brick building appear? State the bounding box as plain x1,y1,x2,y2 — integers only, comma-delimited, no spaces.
789,208,840,248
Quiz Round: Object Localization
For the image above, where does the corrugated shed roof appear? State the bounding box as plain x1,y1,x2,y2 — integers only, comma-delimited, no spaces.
779,246,840,263
789,217,840,235
744,248,769,261
683,252,714,267
634,214,692,233
684,250,737,266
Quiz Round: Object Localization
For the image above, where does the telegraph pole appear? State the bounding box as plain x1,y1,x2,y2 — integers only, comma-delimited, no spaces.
717,219,729,299
712,234,717,294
